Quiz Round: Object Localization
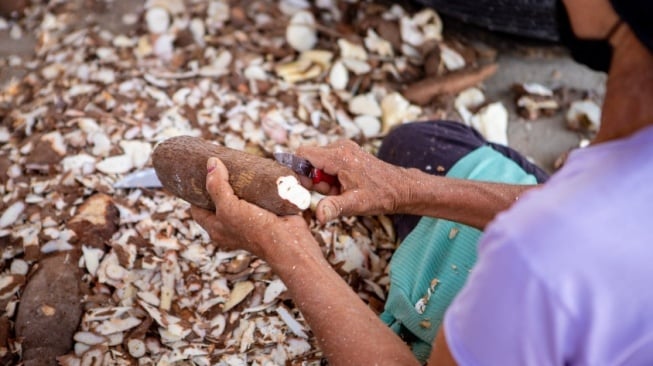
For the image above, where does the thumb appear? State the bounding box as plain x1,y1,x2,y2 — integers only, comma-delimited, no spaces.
206,157,234,208
315,191,359,224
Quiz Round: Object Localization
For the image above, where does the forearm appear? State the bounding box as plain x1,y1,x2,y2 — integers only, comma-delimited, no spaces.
261,229,419,366
400,168,538,230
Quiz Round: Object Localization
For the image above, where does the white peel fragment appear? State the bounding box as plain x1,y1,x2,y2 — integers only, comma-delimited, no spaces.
263,279,288,304
0,202,25,228
414,8,443,42
455,87,486,125
120,140,152,169
338,39,368,61
300,49,333,68
336,109,361,138
286,338,312,358
90,132,111,157
190,18,206,46
96,155,133,174
62,154,96,174
354,115,381,137
381,92,422,133
279,0,310,15
207,0,230,28
400,8,443,47
333,234,366,273
275,58,322,84
223,281,255,312
400,17,423,47
74,331,108,346
10,259,29,276
364,29,393,57
276,306,308,338
440,45,466,71
276,176,311,210
209,314,226,339
286,11,317,52
0,126,10,143
522,83,554,97
96,317,141,335
341,58,371,75
329,60,348,90
153,34,174,61
82,246,104,276
199,50,233,77
567,99,601,132
471,102,509,146
348,93,382,117
145,7,170,34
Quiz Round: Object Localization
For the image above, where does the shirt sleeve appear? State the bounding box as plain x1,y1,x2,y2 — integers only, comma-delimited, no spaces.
443,228,575,365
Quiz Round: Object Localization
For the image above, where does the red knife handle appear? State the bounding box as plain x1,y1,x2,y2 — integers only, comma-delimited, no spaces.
310,168,338,186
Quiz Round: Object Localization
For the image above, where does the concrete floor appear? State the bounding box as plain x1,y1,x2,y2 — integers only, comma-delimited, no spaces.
487,51,605,172
0,0,606,173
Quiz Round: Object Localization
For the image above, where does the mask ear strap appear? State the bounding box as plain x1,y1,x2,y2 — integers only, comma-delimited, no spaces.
605,19,624,41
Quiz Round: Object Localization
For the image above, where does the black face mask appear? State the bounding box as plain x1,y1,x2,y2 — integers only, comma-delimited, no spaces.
556,2,621,73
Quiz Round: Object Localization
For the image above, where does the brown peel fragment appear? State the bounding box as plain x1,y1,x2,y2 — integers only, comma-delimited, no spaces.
68,193,119,250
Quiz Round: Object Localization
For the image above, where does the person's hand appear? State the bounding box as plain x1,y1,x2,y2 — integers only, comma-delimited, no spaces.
297,140,414,224
191,157,309,259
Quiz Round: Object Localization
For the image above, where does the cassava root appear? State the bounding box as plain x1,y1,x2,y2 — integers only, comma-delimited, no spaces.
152,136,310,215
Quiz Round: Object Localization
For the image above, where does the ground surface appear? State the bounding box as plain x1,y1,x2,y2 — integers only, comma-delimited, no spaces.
1,0,606,172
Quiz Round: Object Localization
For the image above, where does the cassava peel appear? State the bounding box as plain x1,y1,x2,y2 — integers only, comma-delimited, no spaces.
152,136,309,215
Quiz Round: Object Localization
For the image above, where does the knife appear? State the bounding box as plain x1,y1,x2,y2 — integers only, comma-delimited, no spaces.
114,153,337,189
113,168,163,189
273,152,338,186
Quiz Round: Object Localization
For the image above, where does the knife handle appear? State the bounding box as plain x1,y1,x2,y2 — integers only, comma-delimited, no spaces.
310,168,338,186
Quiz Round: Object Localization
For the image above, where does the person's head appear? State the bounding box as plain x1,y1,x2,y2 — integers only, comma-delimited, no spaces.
558,0,653,72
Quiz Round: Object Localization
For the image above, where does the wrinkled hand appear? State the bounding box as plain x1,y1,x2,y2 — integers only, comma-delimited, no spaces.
297,140,412,224
191,157,309,258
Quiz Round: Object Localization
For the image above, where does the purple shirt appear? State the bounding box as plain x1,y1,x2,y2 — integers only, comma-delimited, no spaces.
445,126,653,365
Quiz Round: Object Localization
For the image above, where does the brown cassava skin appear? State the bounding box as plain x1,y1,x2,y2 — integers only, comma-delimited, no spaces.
16,252,83,366
153,136,304,216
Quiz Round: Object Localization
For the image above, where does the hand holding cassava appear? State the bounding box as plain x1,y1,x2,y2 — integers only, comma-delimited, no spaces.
297,140,414,224
191,158,309,258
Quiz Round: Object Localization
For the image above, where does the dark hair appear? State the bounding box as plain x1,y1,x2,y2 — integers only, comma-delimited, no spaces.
610,0,653,53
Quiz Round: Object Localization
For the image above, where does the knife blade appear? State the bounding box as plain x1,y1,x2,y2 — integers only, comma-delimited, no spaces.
113,168,163,189
273,152,337,186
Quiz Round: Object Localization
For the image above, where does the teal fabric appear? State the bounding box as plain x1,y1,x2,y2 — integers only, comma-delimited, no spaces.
380,145,538,363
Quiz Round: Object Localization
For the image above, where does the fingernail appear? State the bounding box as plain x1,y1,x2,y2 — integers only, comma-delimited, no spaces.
322,204,334,222
207,158,217,173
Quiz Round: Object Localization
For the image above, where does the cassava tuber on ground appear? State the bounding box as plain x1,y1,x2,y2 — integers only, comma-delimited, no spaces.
403,63,499,105
16,252,83,366
152,136,311,215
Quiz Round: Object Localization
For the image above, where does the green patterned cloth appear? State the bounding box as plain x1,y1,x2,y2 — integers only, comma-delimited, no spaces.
380,146,538,363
